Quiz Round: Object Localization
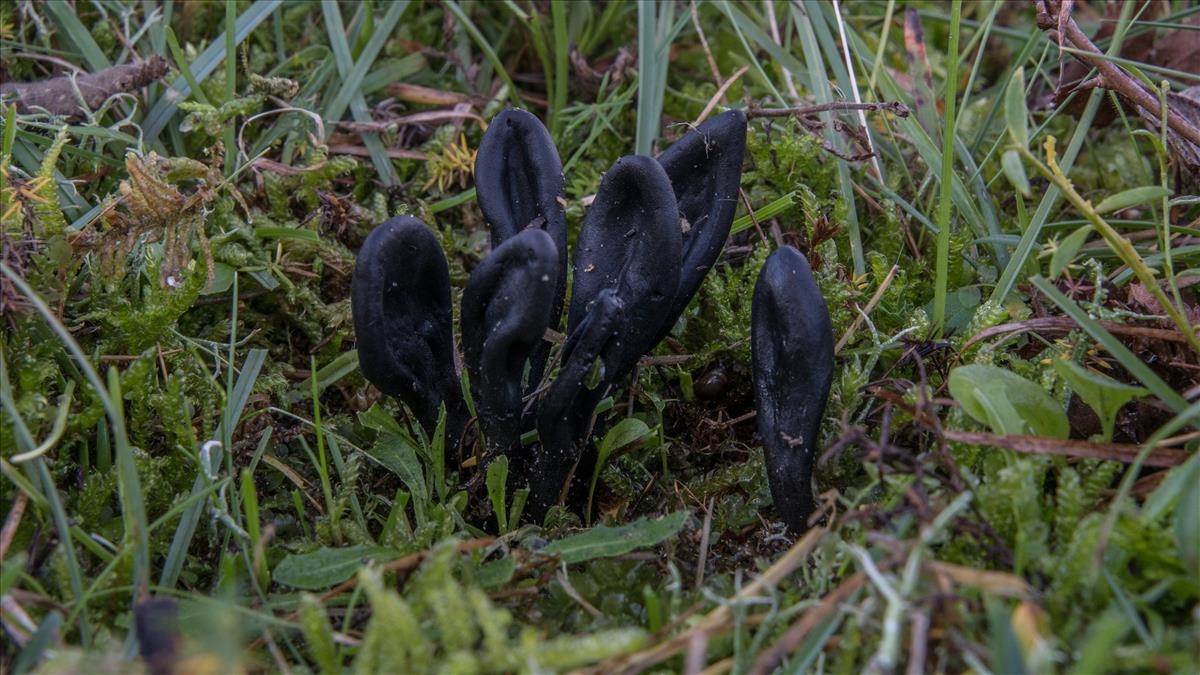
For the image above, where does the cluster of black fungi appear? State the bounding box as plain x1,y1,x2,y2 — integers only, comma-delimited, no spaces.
351,108,833,533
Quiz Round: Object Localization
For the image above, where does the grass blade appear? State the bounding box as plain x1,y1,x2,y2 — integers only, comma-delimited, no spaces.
143,0,282,145
444,1,523,107
321,0,399,185
159,349,267,590
932,0,962,333
323,1,411,125
1029,277,1187,413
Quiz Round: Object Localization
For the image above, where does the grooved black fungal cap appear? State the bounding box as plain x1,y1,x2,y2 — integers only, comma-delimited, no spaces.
567,155,681,381
751,246,834,534
351,216,465,441
655,109,747,344
461,228,559,462
475,109,568,386
531,289,624,520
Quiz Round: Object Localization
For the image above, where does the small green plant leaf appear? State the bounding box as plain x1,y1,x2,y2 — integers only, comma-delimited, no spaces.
1094,186,1171,214
1052,358,1147,441
358,403,403,435
477,556,517,588
202,262,236,295
542,511,687,564
1005,66,1028,148
12,610,61,674
365,434,427,519
1049,225,1092,279
587,417,652,521
274,545,397,590
597,417,653,457
948,365,1069,438
486,455,509,532
1001,149,1031,198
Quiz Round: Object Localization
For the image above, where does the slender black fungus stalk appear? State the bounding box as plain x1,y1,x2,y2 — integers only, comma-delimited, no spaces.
567,155,681,380
474,109,568,388
461,229,559,466
531,290,624,520
751,246,834,533
654,109,748,345
351,216,467,449
134,597,180,675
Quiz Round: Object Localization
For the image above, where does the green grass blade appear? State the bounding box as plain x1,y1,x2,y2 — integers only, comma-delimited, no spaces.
105,367,151,602
550,0,569,138
321,0,399,185
143,0,282,145
323,0,411,125
444,1,523,108
1030,277,1187,413
932,0,962,334
990,1,1138,303
0,358,92,646
42,1,111,71
159,349,267,590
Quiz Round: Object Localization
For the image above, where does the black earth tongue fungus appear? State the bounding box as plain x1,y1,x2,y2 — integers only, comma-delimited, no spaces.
351,215,468,455
653,109,748,345
529,154,680,515
474,108,568,389
567,155,682,378
460,228,559,470
530,289,624,520
750,245,834,534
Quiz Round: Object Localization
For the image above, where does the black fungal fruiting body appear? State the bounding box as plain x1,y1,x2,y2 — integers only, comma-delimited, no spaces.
351,216,467,449
461,228,559,465
474,108,568,390
750,246,834,533
655,109,748,346
355,108,782,525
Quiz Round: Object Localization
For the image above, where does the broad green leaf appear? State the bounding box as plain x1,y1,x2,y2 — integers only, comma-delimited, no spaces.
365,434,427,518
1005,67,1028,148
597,418,653,456
588,418,652,521
1001,149,1030,198
274,545,397,589
202,262,236,295
1049,225,1092,279
948,365,1069,438
358,403,403,435
1052,358,1147,441
486,455,510,532
477,557,517,588
1094,186,1171,214
542,511,688,564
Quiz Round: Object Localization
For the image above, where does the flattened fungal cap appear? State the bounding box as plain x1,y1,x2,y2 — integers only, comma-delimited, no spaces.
351,216,466,445
568,155,681,382
751,246,834,533
655,109,747,344
461,228,559,464
475,108,568,388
